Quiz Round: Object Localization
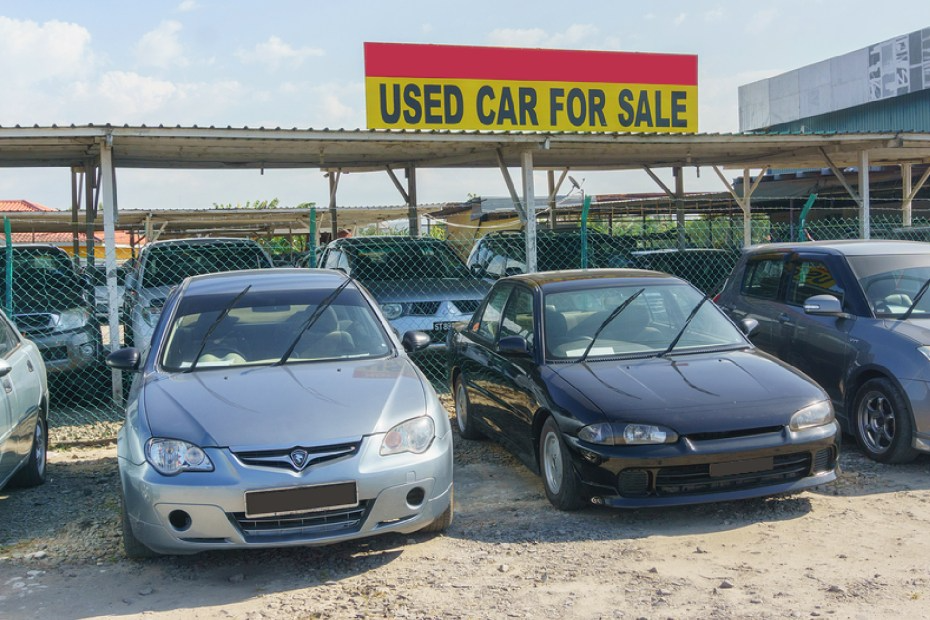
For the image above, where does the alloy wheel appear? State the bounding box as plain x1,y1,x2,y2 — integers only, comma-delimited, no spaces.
543,431,563,495
858,389,895,454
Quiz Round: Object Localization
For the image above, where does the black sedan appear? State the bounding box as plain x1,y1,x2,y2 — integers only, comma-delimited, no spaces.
448,269,839,510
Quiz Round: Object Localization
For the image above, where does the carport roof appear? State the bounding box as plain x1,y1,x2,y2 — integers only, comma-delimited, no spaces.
1,125,930,171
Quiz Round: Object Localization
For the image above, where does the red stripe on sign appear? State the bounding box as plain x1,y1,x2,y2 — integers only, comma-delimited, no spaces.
364,42,697,86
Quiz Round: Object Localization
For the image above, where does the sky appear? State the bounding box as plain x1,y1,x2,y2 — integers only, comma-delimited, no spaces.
0,1,926,212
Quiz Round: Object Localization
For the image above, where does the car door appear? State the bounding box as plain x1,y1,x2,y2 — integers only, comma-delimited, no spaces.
780,253,855,406
723,252,790,357
0,314,32,480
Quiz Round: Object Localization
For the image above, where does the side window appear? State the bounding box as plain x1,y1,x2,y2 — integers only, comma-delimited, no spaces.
471,285,511,341
487,255,508,278
324,250,344,270
0,315,19,358
786,260,844,306
741,258,784,300
500,287,535,349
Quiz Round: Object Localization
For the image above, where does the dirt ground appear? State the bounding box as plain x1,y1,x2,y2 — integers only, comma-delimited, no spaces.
3,423,930,619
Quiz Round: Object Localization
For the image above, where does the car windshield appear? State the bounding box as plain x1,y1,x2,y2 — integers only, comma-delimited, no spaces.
349,241,471,281
544,282,746,360
492,234,633,273
0,249,86,309
847,254,930,318
160,287,393,370
141,244,270,289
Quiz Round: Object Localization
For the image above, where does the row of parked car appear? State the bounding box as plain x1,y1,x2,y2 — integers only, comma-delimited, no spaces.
5,232,930,560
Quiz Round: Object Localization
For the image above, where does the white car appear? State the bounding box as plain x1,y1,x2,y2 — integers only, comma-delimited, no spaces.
0,309,50,491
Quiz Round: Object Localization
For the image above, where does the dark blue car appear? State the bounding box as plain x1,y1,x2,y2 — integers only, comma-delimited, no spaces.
448,269,839,510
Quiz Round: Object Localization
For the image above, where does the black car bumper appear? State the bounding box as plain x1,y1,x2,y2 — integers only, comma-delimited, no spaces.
563,422,839,508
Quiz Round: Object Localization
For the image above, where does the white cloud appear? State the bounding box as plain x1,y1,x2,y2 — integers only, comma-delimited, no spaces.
136,20,188,69
747,8,777,35
704,7,725,22
236,36,324,70
674,13,687,26
0,17,94,84
177,0,198,11
421,23,433,34
487,24,600,49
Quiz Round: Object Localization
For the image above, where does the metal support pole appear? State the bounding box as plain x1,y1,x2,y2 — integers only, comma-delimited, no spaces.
742,168,752,246
100,138,123,402
308,205,317,264
902,164,913,227
328,172,340,239
84,161,96,267
547,171,556,230
860,151,870,240
674,167,685,250
521,151,537,273
407,167,418,238
70,169,81,268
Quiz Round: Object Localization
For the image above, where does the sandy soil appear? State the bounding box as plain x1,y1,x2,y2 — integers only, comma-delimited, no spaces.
2,430,930,619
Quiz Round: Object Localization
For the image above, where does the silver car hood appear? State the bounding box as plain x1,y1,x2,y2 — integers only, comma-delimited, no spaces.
142,356,429,449
360,278,489,302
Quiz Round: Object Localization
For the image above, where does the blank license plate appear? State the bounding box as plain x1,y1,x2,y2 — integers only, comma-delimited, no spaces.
245,481,358,518
709,457,774,478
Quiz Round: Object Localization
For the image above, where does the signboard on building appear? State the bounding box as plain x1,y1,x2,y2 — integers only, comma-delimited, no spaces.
364,42,698,133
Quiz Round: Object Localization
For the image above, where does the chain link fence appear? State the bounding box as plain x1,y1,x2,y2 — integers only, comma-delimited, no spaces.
6,204,930,430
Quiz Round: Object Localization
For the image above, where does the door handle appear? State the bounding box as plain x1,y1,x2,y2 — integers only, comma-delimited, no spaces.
27,360,34,373
778,312,791,323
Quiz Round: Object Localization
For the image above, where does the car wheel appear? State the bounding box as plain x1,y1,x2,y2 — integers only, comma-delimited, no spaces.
121,492,159,559
10,412,47,488
539,417,584,511
853,378,919,464
453,377,482,440
419,485,454,534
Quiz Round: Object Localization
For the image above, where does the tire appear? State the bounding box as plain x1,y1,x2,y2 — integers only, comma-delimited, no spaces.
10,412,47,488
853,378,919,464
539,417,584,511
419,485,454,533
453,377,482,440
121,492,159,559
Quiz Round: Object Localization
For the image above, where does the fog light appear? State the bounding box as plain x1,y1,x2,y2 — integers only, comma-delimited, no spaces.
406,487,426,507
168,510,192,531
80,343,96,358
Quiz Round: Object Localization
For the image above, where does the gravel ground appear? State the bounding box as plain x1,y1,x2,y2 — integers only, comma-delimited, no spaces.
3,402,930,619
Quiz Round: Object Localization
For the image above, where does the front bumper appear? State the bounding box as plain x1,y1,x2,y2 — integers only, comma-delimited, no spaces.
898,379,930,452
564,422,839,508
30,327,101,375
119,431,453,555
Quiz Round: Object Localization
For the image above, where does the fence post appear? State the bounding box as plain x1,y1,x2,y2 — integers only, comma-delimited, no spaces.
308,205,316,264
580,194,591,269
3,217,11,318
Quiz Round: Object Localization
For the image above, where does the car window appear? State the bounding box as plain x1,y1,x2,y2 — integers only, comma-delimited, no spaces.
786,260,844,306
345,241,470,281
471,285,511,342
0,314,18,357
500,287,534,349
847,254,930,317
141,244,270,289
741,257,784,300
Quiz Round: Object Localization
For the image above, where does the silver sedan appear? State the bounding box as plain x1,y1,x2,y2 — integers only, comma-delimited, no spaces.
107,268,453,557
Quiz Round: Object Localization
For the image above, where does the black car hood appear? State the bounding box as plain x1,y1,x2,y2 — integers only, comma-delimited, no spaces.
550,349,826,435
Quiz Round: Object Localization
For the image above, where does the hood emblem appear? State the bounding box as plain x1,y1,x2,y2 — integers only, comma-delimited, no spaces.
289,449,311,471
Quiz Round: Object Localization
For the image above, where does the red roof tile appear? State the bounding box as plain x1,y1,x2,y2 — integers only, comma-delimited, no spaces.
0,200,56,212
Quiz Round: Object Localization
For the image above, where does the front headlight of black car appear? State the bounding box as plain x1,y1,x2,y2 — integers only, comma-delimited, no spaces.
145,438,215,475
789,400,834,431
578,422,679,446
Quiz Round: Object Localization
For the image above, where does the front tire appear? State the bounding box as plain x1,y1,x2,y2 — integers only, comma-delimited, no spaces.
853,378,918,464
419,485,454,533
539,417,583,511
10,412,47,488
453,377,482,440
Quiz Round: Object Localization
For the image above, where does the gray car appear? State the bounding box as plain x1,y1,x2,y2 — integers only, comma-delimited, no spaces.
107,268,453,557
716,240,930,463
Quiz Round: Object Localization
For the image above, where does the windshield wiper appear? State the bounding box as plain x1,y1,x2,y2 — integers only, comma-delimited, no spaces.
901,277,930,321
658,293,711,358
578,288,645,363
185,284,252,372
273,275,354,366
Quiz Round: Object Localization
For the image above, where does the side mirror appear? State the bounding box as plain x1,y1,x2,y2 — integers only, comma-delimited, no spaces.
740,318,759,337
503,266,525,278
469,263,486,278
0,358,12,378
803,294,844,316
497,335,530,356
401,330,431,353
107,347,142,371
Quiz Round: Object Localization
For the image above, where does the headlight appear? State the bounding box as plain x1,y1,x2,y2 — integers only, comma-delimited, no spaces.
918,346,930,361
55,308,92,332
380,416,435,456
145,438,214,475
789,400,834,431
578,422,678,446
381,303,404,320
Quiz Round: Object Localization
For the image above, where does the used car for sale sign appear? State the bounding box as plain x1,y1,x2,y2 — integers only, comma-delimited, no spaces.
364,42,697,133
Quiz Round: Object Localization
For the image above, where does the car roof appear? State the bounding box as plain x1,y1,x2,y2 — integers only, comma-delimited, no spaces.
744,239,930,257
330,236,444,246
182,267,351,296
506,268,680,289
144,237,264,250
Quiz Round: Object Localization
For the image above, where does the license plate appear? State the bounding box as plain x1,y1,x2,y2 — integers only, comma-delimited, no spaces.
709,456,774,478
245,481,358,518
433,321,456,331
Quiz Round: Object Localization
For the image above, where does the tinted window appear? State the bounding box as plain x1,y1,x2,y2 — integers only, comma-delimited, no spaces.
347,241,470,281
471,285,511,341
741,258,784,300
500,287,534,349
786,260,844,306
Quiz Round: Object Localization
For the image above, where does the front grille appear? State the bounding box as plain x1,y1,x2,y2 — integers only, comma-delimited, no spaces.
232,501,371,539
617,452,814,498
452,300,481,314
14,313,56,335
409,301,441,316
686,426,784,442
233,442,360,472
